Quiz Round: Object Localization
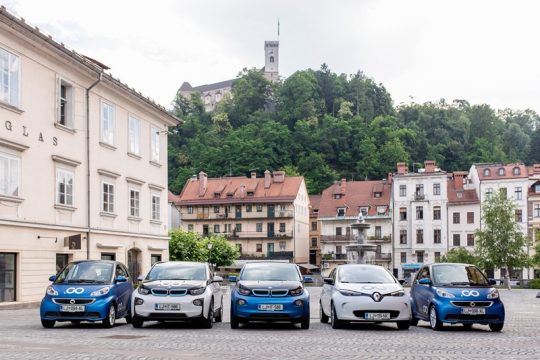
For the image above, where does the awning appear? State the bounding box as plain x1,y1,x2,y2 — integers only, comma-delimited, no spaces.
297,263,319,270
401,263,422,270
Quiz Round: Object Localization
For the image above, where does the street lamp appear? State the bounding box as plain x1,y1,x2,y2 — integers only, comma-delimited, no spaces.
207,242,213,266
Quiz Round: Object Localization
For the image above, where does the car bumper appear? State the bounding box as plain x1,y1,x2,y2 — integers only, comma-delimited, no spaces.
132,293,207,321
436,299,505,324
333,293,412,322
232,293,310,322
40,295,113,322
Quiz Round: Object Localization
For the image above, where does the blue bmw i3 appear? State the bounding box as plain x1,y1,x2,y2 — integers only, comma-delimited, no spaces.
40,260,133,328
410,263,505,331
230,262,312,329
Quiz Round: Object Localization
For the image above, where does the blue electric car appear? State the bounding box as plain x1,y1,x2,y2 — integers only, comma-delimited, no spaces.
230,262,312,329
410,263,505,331
40,260,133,328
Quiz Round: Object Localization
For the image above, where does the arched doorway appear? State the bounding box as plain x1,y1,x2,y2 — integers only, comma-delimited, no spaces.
127,248,141,280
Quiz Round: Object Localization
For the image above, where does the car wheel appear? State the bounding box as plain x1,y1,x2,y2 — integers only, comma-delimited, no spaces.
131,315,144,328
429,305,443,331
102,304,116,328
41,319,55,328
462,323,473,330
397,320,411,330
489,323,504,332
411,315,419,326
331,303,343,329
201,301,214,329
230,308,239,329
215,299,223,323
320,302,329,323
125,309,132,324
300,314,310,329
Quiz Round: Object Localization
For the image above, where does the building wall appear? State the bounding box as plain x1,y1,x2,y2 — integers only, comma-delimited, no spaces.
447,203,480,251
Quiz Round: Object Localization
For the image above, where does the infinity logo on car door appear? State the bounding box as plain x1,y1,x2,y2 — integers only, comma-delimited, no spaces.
65,287,84,294
461,290,479,297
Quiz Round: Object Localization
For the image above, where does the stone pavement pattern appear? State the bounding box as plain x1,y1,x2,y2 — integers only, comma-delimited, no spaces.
0,288,539,360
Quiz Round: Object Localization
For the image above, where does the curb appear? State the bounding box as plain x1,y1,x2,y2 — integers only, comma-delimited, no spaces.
0,301,40,310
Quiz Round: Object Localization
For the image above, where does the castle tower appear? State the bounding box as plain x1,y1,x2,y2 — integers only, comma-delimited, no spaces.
264,40,279,81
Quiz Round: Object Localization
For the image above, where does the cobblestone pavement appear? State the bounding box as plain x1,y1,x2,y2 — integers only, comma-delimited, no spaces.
0,288,539,360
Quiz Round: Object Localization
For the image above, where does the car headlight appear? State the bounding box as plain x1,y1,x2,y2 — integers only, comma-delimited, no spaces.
338,289,363,296
389,290,405,297
289,287,304,296
46,286,58,296
436,288,455,298
487,288,499,299
90,286,111,297
237,287,251,296
189,287,206,296
138,286,150,295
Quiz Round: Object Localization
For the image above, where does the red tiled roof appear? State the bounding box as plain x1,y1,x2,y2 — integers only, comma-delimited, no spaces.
309,195,322,217
318,180,391,217
168,191,180,203
447,180,479,205
475,163,528,180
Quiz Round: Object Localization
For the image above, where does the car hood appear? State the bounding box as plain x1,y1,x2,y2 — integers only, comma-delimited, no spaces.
49,283,113,297
141,279,207,289
434,286,495,300
337,282,403,295
238,280,303,290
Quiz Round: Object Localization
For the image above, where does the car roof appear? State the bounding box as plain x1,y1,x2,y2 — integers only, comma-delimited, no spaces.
243,262,296,267
153,261,208,266
430,263,475,267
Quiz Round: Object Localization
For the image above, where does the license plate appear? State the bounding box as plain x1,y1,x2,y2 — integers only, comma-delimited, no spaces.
461,307,486,315
155,303,181,311
60,305,85,312
258,304,283,311
364,312,391,320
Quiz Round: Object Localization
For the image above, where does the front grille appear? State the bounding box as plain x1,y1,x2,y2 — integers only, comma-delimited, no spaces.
52,298,95,305
45,311,101,318
445,314,501,321
169,289,188,296
271,290,288,297
150,288,188,296
249,313,291,321
252,289,289,297
451,301,492,307
253,289,271,296
353,310,400,319
151,289,169,296
147,312,188,319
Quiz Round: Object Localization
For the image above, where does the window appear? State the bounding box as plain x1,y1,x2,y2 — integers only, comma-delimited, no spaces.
336,227,342,236
416,229,424,244
101,102,115,146
416,206,423,220
151,254,162,265
337,207,346,216
400,208,407,221
500,187,507,198
400,252,406,263
433,183,440,195
416,184,424,196
400,230,407,244
433,206,441,220
235,223,242,232
102,182,115,213
256,205,263,212
485,188,492,198
56,254,69,273
256,244,262,252
399,185,406,197
256,223,262,232
279,223,286,232
279,241,286,250
377,206,386,215
435,252,441,262
187,224,194,232
417,252,424,263
336,246,342,254
467,234,475,247
311,221,317,231
101,253,115,261
515,187,522,200
535,184,540,193
515,209,522,223
270,56,275,63
129,189,140,217
151,126,160,162
151,194,161,221
374,191,381,198
434,229,441,244
58,81,73,127
311,237,317,247
513,166,521,175
375,226,382,238
535,204,540,218
0,152,20,197
453,212,460,224
56,169,74,206
483,168,491,176
128,116,140,155
334,194,341,199
246,205,252,212
498,167,505,176
204,94,211,105
187,206,193,214
213,206,220,213
0,47,20,107
214,224,220,233
453,234,460,247
360,207,368,216
467,212,474,224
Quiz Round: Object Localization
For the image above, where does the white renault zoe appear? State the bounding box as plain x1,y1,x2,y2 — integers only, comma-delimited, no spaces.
131,261,223,328
320,264,411,329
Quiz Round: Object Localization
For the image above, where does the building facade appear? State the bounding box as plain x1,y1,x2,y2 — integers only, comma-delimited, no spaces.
173,171,310,264
0,9,180,303
527,164,540,278
308,194,321,268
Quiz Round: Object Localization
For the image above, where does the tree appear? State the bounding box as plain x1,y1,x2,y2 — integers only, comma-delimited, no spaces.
475,190,530,289
440,247,479,265
203,236,240,267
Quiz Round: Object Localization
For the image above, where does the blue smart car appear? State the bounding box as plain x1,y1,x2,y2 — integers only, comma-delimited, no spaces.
40,260,133,328
230,262,312,329
410,263,505,331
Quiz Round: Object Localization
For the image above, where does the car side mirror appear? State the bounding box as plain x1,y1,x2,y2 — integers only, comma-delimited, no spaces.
323,277,334,285
489,279,496,285
303,276,313,283
212,275,224,283
115,275,128,283
49,275,57,282
228,275,237,283
137,275,144,282
398,279,406,285
418,278,431,285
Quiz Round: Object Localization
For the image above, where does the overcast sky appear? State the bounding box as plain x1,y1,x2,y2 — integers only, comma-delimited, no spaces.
4,0,540,112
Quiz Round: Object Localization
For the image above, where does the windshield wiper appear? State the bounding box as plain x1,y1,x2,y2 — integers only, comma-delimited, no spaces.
68,279,98,284
451,282,471,286
348,281,383,284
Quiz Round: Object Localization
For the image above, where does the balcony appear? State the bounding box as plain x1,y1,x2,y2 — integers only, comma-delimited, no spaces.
320,235,353,243
240,251,294,261
322,253,348,261
375,253,392,261
225,231,293,240
367,235,391,243
414,193,426,201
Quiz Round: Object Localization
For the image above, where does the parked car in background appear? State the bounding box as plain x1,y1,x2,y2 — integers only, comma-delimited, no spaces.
320,264,411,329
131,261,223,328
230,262,312,329
410,263,505,331
40,260,132,328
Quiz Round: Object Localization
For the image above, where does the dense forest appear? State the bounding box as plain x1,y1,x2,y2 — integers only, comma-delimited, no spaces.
168,65,540,194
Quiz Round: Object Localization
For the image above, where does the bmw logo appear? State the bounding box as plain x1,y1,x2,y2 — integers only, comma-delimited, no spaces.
69,299,76,305
372,292,382,302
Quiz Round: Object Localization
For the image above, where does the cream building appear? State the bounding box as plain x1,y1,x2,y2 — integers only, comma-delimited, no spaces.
0,8,180,303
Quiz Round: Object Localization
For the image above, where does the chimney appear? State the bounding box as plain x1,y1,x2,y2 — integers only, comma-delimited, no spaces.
251,171,257,179
239,184,246,198
198,171,208,196
396,162,408,175
340,178,346,194
424,160,436,173
273,171,285,183
264,170,272,189
387,172,393,185
453,171,468,190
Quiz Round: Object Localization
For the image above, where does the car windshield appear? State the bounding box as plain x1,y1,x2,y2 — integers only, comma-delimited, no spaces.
338,266,396,284
432,264,490,286
55,262,114,284
241,264,301,281
146,263,207,281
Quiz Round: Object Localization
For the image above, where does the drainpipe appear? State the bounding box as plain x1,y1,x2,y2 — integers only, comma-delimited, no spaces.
86,73,102,259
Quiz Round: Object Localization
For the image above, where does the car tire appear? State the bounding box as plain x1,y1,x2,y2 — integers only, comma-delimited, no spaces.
397,320,410,330
462,323,473,330
411,315,419,326
41,319,55,328
102,304,116,328
215,300,223,323
300,314,310,329
429,305,443,331
489,323,504,332
125,309,132,324
201,301,214,329
320,302,329,323
131,315,144,328
230,312,239,329
331,303,343,329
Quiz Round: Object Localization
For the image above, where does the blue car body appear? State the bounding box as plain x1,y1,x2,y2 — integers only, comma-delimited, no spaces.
40,260,133,327
410,263,505,331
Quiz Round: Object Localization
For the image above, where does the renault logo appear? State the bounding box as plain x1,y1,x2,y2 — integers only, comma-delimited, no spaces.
69,299,76,305
372,292,382,302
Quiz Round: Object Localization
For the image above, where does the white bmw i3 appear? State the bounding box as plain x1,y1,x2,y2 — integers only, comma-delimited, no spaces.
131,261,223,328
320,264,411,329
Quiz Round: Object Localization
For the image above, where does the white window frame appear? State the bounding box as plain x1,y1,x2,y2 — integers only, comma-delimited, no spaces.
100,101,116,146
101,181,115,213
0,152,20,197
58,79,73,128
151,194,161,221
129,188,140,217
56,169,74,206
514,187,522,200
535,204,540,218
128,115,141,155
151,126,160,163
0,47,20,107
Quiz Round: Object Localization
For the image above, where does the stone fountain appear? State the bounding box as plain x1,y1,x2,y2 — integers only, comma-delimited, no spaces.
345,212,378,264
